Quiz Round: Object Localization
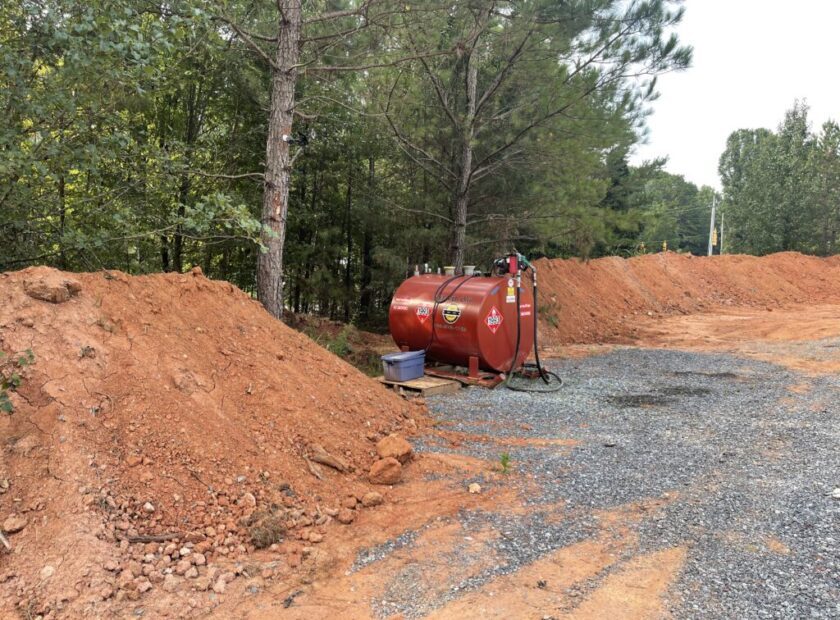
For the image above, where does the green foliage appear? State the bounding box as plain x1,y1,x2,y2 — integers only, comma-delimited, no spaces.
539,304,560,329
719,101,840,255
380,0,691,264
326,324,353,358
499,452,511,475
0,0,693,326
0,350,35,414
635,170,718,255
0,0,263,276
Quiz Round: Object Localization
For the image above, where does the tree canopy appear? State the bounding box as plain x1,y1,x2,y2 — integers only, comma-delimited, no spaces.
0,0,707,326
719,101,840,256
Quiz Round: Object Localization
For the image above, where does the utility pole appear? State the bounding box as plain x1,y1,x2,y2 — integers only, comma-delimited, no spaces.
719,211,724,255
707,196,717,256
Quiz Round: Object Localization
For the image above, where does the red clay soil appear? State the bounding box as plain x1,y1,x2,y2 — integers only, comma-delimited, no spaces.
536,251,840,344
0,266,422,618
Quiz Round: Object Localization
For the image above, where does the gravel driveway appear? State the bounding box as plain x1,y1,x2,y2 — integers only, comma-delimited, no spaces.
360,348,839,619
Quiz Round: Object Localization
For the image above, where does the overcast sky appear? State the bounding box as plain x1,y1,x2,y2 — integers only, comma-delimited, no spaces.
631,0,840,189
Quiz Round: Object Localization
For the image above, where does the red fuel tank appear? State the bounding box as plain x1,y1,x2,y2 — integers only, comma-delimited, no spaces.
389,274,535,373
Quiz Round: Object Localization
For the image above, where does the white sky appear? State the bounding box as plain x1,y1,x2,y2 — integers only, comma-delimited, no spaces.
631,0,840,189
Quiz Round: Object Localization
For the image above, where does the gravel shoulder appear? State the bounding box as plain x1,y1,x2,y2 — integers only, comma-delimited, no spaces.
362,347,839,619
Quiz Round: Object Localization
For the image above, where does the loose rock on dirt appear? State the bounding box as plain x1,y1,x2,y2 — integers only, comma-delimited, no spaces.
22,270,82,304
376,434,414,464
2,514,27,534
369,457,402,485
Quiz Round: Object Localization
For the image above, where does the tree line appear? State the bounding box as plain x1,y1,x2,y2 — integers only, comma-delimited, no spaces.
1,0,697,326
719,101,840,256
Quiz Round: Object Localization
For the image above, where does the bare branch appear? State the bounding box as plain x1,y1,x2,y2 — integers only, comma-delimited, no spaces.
389,204,453,224
188,170,265,181
302,23,368,44
474,29,533,119
472,149,524,182
386,118,454,192
215,15,279,71
303,0,374,25
470,20,640,180
415,50,460,130
289,148,305,168
301,49,451,73
384,74,455,187
471,83,599,180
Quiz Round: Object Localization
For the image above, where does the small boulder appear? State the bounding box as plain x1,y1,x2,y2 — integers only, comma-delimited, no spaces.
103,559,120,572
162,574,182,593
193,576,211,592
468,483,482,494
376,434,413,464
237,492,257,508
361,492,383,507
336,509,356,525
23,271,82,304
125,455,142,468
117,569,135,589
2,514,27,534
369,457,402,485
149,572,165,585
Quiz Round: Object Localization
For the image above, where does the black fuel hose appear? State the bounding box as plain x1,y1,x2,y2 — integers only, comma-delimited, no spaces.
505,266,563,393
508,278,523,376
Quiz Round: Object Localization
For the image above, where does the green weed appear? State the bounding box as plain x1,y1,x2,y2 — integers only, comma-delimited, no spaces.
0,349,35,414
499,452,512,474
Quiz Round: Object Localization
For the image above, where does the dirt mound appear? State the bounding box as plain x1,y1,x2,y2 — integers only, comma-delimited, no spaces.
0,266,420,617
536,252,840,344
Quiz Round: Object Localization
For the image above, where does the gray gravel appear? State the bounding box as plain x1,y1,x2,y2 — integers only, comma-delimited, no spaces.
356,348,840,619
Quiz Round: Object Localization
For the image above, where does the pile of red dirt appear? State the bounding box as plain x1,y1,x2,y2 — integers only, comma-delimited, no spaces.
0,267,421,617
536,251,840,345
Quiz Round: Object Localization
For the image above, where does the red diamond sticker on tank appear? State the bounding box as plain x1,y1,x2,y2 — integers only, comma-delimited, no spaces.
416,304,431,324
485,306,503,334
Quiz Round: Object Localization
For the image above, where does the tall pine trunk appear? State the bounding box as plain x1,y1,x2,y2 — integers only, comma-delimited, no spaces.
257,2,302,318
58,174,67,269
343,164,353,322
173,83,203,273
359,157,375,322
449,49,477,273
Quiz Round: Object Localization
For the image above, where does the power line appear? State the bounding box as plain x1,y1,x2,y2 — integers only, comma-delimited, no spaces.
638,203,716,216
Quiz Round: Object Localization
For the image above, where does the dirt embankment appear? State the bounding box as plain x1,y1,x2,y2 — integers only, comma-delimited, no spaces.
536,252,840,344
0,267,423,618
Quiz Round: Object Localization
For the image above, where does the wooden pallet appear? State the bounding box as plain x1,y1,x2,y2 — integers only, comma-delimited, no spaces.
377,374,461,397
424,365,505,389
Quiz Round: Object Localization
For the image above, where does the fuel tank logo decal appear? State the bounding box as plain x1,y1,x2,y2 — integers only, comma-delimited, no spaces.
416,304,431,324
442,304,461,324
485,306,504,334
